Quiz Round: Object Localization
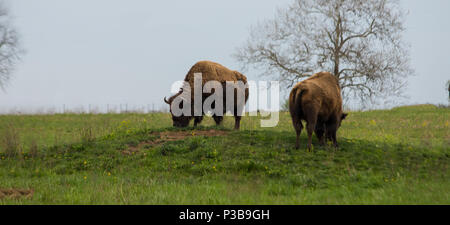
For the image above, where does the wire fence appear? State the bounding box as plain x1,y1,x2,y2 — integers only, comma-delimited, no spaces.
0,104,170,115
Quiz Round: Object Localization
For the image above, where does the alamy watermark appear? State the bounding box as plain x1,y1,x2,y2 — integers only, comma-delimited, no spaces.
168,73,279,127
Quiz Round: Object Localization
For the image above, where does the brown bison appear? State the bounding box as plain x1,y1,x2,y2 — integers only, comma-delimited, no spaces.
164,61,249,129
289,72,347,150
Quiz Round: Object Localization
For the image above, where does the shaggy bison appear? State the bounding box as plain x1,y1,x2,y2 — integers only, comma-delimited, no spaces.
164,61,249,129
289,72,347,150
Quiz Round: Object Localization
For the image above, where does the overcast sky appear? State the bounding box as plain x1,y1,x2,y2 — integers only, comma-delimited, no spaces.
0,0,449,113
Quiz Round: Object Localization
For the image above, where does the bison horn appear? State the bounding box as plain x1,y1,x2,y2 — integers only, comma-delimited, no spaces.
164,97,170,104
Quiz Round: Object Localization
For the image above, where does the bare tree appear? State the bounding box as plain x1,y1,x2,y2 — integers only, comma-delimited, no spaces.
447,80,450,102
0,1,21,89
234,0,413,103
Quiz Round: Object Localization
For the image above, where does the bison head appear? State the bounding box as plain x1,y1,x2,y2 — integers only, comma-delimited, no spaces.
164,91,193,128
339,113,348,127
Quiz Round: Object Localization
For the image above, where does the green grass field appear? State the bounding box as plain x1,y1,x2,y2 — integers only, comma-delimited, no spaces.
0,104,449,204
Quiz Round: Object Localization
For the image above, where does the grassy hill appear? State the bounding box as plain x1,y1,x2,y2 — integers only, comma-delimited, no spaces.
0,105,449,204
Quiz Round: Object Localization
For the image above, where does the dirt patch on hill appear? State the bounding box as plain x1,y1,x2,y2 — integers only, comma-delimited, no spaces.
0,189,34,200
123,130,228,155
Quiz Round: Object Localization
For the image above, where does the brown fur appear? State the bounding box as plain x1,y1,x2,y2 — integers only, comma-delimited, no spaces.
165,61,249,129
184,61,248,86
289,72,348,150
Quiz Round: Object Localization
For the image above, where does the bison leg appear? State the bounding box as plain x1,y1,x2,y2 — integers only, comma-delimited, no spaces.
315,122,326,146
213,115,223,126
305,109,318,152
293,119,303,150
306,122,316,152
330,130,338,149
233,116,241,130
291,113,303,150
326,122,339,149
194,116,203,127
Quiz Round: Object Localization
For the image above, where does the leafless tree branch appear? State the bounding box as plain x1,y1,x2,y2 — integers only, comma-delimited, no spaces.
0,1,22,89
234,0,413,104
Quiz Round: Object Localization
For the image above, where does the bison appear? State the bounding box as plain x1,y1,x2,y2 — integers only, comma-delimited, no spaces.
164,61,249,130
289,72,347,150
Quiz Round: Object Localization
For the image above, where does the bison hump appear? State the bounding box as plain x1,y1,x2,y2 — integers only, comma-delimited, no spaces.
184,61,247,85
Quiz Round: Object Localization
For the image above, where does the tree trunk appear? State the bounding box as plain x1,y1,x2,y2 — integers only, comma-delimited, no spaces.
333,15,341,78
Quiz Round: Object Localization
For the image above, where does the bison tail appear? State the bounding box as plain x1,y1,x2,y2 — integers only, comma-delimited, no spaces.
289,86,306,118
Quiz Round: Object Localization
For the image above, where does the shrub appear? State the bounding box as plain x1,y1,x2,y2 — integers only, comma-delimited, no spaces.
0,124,21,158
